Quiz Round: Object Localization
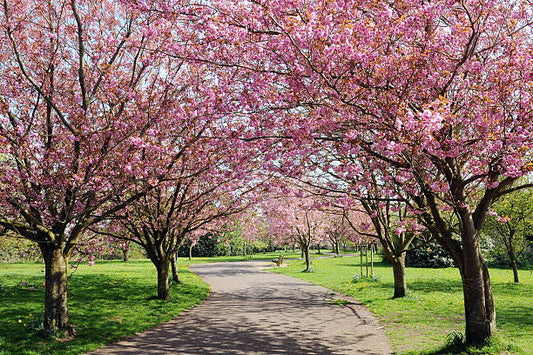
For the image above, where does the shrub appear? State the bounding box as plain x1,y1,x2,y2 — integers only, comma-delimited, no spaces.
405,242,455,268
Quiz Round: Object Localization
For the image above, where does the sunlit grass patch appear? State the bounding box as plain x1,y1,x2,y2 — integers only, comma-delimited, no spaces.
273,255,532,354
0,260,209,354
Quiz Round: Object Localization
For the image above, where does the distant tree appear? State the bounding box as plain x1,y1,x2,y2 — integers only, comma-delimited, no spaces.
344,199,423,298
483,188,533,283
324,214,352,255
263,192,326,272
180,233,217,258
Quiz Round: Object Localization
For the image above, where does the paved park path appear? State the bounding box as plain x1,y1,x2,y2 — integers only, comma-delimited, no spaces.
91,261,392,354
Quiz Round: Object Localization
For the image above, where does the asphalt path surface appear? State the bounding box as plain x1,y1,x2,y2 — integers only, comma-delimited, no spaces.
90,261,392,354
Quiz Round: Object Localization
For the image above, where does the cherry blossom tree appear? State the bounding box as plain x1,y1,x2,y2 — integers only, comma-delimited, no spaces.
95,147,263,300
0,0,206,335
288,153,422,297
262,190,328,271
192,0,532,344
238,210,270,253
323,213,350,255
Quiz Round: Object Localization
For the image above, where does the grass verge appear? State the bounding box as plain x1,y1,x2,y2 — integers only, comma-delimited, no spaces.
0,260,209,355
272,255,532,354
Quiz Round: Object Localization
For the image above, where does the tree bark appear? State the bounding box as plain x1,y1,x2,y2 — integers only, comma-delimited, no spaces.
156,261,171,300
188,243,193,260
459,230,496,345
40,243,75,336
122,248,129,262
390,254,407,298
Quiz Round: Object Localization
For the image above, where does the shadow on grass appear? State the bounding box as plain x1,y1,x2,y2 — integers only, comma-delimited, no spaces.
497,304,533,328
0,269,208,355
406,279,463,294
352,278,462,299
415,336,520,355
336,260,390,268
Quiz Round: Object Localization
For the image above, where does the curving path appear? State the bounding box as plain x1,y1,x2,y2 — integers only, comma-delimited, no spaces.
90,261,392,354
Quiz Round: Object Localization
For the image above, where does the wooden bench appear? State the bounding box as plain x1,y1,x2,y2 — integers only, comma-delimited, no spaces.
272,255,284,266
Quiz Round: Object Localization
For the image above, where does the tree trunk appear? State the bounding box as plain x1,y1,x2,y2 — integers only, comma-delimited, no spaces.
507,242,519,283
365,245,369,277
360,246,363,276
511,260,519,283
390,254,407,298
304,244,311,271
40,244,74,336
156,261,171,300
170,253,180,284
335,241,340,255
188,243,193,261
122,248,129,262
317,243,321,254
370,245,374,277
459,233,496,345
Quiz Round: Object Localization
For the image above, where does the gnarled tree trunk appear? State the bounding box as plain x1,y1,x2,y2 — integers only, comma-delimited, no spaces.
433,208,496,345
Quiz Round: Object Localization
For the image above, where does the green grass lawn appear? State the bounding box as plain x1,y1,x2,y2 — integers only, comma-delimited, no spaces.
4,251,527,354
0,249,313,354
0,260,209,355
272,255,533,355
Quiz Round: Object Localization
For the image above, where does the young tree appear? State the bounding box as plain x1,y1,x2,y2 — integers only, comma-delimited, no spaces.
295,156,423,298
345,200,423,298
483,188,533,283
